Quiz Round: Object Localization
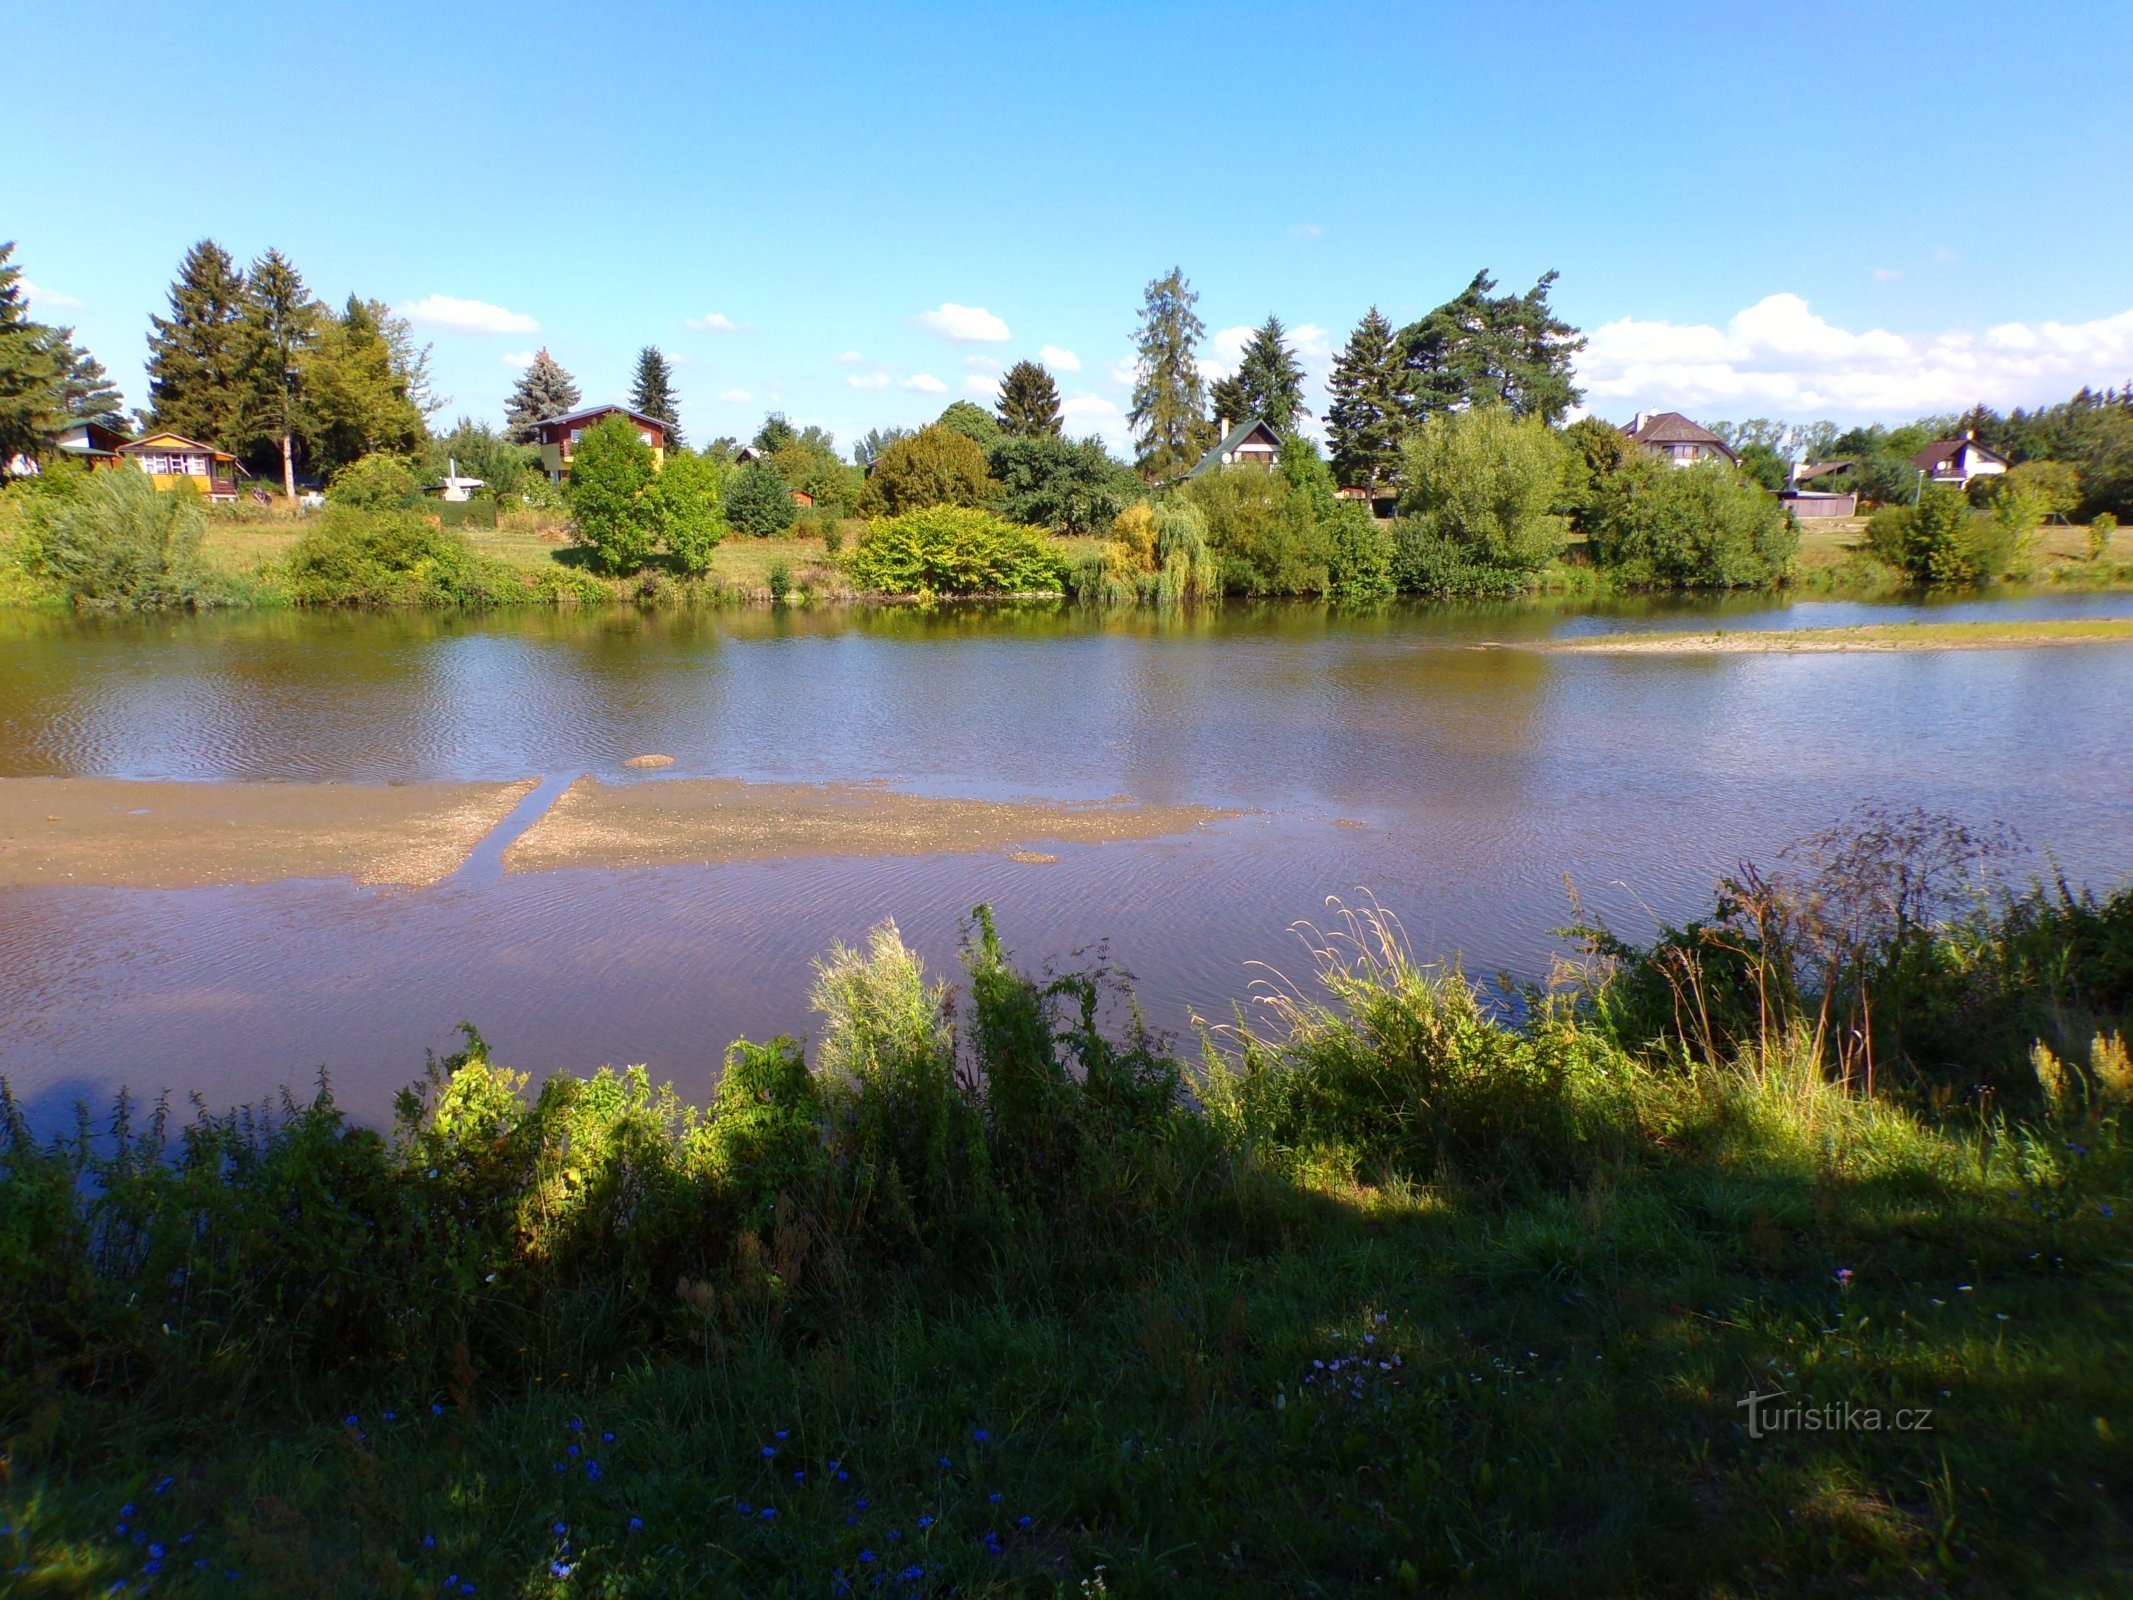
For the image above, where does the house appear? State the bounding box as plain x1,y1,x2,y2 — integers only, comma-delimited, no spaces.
789,488,816,509
1913,432,2008,490
1187,416,1283,478
51,419,130,468
529,405,669,482
118,432,239,501
1623,412,1739,467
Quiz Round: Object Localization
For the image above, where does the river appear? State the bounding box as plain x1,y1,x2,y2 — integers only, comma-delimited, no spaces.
3,588,2130,1125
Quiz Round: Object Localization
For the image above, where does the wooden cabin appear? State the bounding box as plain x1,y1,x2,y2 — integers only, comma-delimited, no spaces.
119,432,240,501
529,405,669,482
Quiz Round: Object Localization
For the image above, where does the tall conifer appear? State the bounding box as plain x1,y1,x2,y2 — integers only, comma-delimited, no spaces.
995,359,1062,437
1234,315,1310,433
505,348,580,443
628,345,685,448
236,249,324,498
145,239,250,448
1127,267,1211,480
1325,306,1405,490
0,242,58,472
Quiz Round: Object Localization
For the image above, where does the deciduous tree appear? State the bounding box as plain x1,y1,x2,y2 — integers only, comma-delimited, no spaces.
860,424,996,516
563,414,658,573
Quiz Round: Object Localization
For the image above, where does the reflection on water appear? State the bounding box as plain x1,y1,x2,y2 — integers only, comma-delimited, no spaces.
2,592,2130,1123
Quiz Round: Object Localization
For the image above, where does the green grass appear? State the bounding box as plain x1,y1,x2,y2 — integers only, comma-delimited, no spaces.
4,858,2131,1596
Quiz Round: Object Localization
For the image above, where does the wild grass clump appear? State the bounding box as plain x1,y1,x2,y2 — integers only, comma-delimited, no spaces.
10,466,222,610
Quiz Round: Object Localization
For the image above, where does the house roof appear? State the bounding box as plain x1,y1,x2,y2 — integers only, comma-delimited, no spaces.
120,431,235,461
1793,459,1855,482
1186,417,1284,478
1913,437,2009,473
1622,412,1739,461
531,404,669,434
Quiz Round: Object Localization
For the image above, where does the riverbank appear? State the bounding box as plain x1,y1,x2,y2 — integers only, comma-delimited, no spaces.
0,776,1234,888
4,872,2129,1596
1547,616,2133,654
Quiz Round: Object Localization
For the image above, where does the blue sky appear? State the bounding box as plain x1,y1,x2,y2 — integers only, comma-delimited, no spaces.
13,1,2132,454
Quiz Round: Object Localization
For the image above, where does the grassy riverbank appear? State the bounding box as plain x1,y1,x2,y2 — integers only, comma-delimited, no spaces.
4,831,2131,1596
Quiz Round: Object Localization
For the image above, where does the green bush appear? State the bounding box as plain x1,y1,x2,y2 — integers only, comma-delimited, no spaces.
724,460,798,538
283,507,511,606
1181,467,1330,596
564,416,659,574
1587,458,1798,587
1397,407,1568,579
326,451,424,511
2091,511,2118,561
987,434,1134,534
842,506,1066,595
858,425,998,518
644,447,724,574
1154,501,1219,605
15,466,214,609
1389,519,1541,597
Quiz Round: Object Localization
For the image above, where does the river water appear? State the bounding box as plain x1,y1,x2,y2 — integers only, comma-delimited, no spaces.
4,589,2130,1124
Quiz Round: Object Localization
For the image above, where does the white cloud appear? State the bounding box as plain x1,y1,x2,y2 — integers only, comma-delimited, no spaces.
963,373,999,397
1934,247,1960,263
1039,344,1081,372
501,350,537,370
901,372,947,393
1105,356,1137,390
915,302,1010,342
398,293,539,335
718,387,753,402
1579,291,2133,419
1290,323,1333,360
964,355,1001,372
20,277,82,310
847,371,891,390
685,312,742,332
836,350,866,365
1062,394,1121,421
1872,268,1905,284
1289,222,1323,239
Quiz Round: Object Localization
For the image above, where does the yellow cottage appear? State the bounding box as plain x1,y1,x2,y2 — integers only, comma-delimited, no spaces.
119,432,240,501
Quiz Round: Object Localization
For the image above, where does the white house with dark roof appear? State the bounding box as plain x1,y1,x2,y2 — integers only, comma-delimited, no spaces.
1188,417,1283,479
1623,412,1739,467
1912,433,2008,489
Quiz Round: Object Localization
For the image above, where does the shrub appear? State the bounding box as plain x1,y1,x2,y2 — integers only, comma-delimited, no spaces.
1154,501,1219,605
842,506,1066,594
1080,499,1158,604
987,433,1134,534
327,451,424,511
15,466,212,609
858,425,998,518
2091,511,2118,561
1326,503,1396,600
644,447,724,574
1181,467,1330,596
723,460,797,538
1559,415,1642,530
1396,407,1567,579
564,415,658,574
283,507,509,606
1587,458,1798,587
1389,519,1539,597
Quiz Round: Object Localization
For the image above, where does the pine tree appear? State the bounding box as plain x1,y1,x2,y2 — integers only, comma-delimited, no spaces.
1208,375,1250,433
505,348,580,443
1234,315,1310,433
1128,267,1212,480
39,327,126,428
235,249,324,499
1396,270,1585,425
145,239,251,448
0,242,59,473
629,345,685,448
994,359,1062,437
1325,307,1406,490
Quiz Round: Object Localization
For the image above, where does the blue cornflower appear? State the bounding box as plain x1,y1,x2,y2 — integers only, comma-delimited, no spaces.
917,1516,933,1528
153,1478,174,1495
859,1549,876,1564
761,1446,776,1458
759,1507,776,1519
888,1528,901,1542
121,1505,136,1516
2104,1204,2116,1218
836,1469,849,1481
627,1518,643,1533
149,1545,165,1559
568,1419,582,1432
424,1536,436,1548
552,1522,567,1536
552,1462,564,1473
828,1459,841,1471
793,1470,805,1481
855,1498,869,1510
602,1432,614,1443
987,1492,1001,1504
737,1502,753,1515
549,1559,574,1579
899,1566,923,1582
431,1403,445,1416
445,1575,458,1587
568,1444,580,1458
774,1429,789,1439
586,1462,602,1481
460,1586,475,1597
973,1428,988,1442
937,1457,951,1469
344,1414,359,1427
115,1525,128,1537
383,1412,397,1422
1017,1515,1032,1528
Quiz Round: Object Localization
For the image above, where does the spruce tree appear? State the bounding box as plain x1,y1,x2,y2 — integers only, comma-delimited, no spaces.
40,327,126,428
1234,315,1310,433
145,239,250,448
994,359,1062,437
1325,306,1406,490
505,348,580,443
1208,375,1250,433
236,249,324,498
1127,266,1211,480
0,242,59,473
629,344,685,448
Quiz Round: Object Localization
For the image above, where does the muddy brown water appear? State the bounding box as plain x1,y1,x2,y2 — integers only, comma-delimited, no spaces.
3,589,2130,1126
